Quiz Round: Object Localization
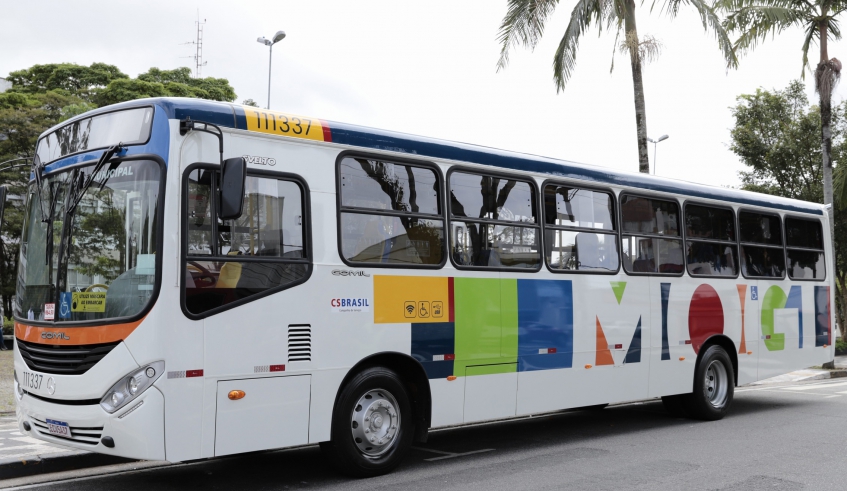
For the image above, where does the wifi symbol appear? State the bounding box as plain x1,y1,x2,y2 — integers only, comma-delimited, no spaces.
404,302,416,318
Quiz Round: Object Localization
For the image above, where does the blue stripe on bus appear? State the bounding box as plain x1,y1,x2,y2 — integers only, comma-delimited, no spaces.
40,99,823,215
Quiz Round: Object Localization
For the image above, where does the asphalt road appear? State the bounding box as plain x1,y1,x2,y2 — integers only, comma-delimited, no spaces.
9,379,847,491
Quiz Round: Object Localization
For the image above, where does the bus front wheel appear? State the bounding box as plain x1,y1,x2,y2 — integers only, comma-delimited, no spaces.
321,367,414,477
682,345,734,421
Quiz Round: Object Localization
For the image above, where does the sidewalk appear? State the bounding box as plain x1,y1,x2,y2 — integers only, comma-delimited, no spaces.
749,354,847,385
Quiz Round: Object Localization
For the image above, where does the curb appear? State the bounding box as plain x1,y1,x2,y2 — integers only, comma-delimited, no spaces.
0,451,136,481
750,368,847,386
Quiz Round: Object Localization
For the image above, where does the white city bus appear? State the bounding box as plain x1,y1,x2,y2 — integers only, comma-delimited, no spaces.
4,98,834,477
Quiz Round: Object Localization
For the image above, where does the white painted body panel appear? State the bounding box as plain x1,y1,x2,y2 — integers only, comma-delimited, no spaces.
214,376,311,456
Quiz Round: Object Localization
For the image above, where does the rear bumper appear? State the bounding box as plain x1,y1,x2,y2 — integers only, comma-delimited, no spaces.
15,381,166,461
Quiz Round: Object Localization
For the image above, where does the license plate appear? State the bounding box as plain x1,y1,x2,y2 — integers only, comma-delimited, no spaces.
46,419,72,438
21,371,43,391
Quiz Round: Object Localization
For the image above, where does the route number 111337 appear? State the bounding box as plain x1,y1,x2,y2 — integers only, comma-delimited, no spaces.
244,108,329,142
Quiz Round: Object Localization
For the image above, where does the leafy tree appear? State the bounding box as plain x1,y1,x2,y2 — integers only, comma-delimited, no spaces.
242,98,260,107
729,80,847,341
730,81,829,201
496,0,737,173
720,0,847,249
97,67,236,105
6,63,128,104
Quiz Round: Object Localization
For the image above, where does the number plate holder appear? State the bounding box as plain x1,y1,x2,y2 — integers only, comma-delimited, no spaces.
46,419,72,438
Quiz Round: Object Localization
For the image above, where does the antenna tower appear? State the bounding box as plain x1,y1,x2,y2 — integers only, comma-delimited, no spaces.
183,11,208,78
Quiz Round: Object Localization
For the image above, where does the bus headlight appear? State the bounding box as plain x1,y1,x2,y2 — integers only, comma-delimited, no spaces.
100,361,164,414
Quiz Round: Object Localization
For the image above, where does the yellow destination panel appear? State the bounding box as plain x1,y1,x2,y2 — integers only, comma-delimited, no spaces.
374,276,450,324
243,107,328,141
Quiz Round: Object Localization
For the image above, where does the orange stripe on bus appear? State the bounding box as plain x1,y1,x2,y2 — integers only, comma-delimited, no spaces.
15,317,144,345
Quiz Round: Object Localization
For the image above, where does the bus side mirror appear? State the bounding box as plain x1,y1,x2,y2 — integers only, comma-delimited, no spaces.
219,157,246,220
0,186,7,232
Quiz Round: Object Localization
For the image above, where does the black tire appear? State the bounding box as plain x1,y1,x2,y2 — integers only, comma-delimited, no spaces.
583,403,609,411
661,395,689,418
320,367,414,477
681,345,735,421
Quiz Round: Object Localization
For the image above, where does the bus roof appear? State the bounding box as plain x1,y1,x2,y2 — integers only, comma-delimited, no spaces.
42,97,824,216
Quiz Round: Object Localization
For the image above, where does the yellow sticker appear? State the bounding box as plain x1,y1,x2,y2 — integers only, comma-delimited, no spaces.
374,276,450,324
243,108,329,142
71,292,106,313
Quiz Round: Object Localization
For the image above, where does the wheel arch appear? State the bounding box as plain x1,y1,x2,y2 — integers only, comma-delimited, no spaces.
332,351,432,443
698,335,739,386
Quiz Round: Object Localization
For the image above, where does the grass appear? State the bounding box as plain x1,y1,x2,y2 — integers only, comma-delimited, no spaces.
0,350,14,414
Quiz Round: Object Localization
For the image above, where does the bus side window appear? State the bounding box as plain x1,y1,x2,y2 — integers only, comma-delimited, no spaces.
620,195,683,275
684,204,738,277
785,216,825,280
542,184,618,272
338,156,444,267
739,211,785,278
183,168,310,317
448,171,541,270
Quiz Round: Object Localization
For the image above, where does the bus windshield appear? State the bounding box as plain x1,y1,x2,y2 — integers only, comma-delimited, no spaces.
15,159,161,323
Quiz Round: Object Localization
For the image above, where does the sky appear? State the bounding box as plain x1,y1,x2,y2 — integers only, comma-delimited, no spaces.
1,0,845,189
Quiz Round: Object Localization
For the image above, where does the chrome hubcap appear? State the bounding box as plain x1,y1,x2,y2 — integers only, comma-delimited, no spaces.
351,389,400,457
704,360,729,408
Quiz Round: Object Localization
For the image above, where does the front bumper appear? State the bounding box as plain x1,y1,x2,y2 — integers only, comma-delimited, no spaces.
15,382,166,461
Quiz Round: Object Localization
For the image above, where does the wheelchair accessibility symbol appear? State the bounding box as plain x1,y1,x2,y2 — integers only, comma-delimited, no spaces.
59,292,72,319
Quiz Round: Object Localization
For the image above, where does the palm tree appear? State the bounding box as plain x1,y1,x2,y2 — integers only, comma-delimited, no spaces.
719,0,844,230
497,0,737,173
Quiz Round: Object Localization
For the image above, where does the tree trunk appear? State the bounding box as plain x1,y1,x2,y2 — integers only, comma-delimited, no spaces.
817,19,838,366
624,0,650,174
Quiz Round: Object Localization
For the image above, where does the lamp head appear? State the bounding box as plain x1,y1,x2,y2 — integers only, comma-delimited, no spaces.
658,134,669,142
257,36,272,46
272,30,286,44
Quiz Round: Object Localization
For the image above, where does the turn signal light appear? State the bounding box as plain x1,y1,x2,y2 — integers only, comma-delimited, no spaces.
747,351,753,355
228,390,246,400
446,376,457,381
584,364,592,369
679,357,685,361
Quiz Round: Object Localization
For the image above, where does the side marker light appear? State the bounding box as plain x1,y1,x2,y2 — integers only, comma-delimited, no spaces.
228,390,246,400
747,351,753,355
824,344,828,348
679,357,685,361
446,376,457,381
585,364,592,369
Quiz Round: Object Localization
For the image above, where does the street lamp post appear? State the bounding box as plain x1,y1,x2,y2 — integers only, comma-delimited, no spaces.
646,134,669,175
257,30,286,110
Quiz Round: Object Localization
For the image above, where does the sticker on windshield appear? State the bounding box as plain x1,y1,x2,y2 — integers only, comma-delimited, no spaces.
59,292,72,319
43,303,55,321
135,254,155,275
72,292,106,313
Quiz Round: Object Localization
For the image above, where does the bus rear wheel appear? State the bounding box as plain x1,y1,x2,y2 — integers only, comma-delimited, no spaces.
682,345,734,421
320,367,413,477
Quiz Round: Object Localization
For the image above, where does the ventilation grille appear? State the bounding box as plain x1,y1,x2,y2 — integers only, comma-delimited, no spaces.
17,339,120,375
288,324,311,362
30,416,103,446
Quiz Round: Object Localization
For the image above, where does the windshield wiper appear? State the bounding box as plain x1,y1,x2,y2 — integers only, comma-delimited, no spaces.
67,144,124,216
